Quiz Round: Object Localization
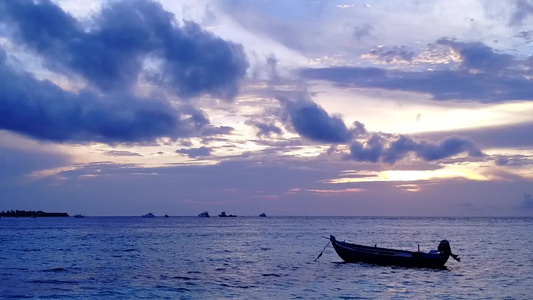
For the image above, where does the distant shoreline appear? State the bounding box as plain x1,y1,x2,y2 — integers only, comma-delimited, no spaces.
0,210,69,218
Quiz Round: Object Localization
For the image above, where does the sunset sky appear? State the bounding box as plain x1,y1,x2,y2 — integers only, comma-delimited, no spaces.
1,0,532,216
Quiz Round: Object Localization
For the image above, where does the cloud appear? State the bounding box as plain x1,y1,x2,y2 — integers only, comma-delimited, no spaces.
0,0,248,100
417,122,533,149
349,135,384,163
349,135,483,164
521,193,533,209
217,0,328,54
246,121,283,137
273,91,484,164
300,39,533,103
436,38,514,72
352,121,367,136
105,151,143,157
0,145,69,182
0,51,219,143
510,0,533,25
303,188,366,194
155,20,248,100
277,94,353,143
516,30,533,43
266,54,279,81
415,137,483,161
301,66,533,103
495,157,509,166
176,146,212,158
353,24,373,42
364,46,415,64
494,155,532,167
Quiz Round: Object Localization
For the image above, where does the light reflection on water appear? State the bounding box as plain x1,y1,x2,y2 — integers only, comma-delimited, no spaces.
1,216,532,299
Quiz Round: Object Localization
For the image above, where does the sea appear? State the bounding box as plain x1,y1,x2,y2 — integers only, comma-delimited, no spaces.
1,216,532,299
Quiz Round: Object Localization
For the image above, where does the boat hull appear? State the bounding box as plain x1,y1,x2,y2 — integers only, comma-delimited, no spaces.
330,236,449,269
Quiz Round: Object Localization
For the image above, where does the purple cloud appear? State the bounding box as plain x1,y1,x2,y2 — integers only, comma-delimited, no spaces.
350,135,483,164
349,135,384,163
300,40,532,103
278,95,353,143
353,24,373,42
510,0,533,25
176,146,212,158
0,0,248,100
436,38,514,72
246,121,283,137
417,122,533,149
367,46,415,64
0,51,217,143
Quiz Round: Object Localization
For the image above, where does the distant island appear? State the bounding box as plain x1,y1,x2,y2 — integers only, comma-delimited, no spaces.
0,210,69,218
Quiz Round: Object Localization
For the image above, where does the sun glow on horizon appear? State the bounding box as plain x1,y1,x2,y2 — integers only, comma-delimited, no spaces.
327,165,490,184
312,85,533,135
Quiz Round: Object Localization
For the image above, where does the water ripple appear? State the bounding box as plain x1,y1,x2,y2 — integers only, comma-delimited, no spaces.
0,216,532,299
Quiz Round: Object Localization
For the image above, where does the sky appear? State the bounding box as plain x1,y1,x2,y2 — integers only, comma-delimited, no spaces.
0,0,532,216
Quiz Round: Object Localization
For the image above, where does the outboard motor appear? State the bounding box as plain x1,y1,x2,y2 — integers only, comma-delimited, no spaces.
438,240,460,262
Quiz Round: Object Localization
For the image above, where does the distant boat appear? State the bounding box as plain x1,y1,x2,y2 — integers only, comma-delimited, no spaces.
164,214,169,218
142,213,155,218
218,211,236,217
74,214,85,218
259,213,267,217
329,235,460,269
198,211,210,217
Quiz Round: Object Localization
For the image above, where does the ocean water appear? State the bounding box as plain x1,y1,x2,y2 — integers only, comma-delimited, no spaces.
1,216,532,299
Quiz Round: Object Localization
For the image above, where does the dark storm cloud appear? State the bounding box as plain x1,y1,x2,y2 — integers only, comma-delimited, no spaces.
349,135,483,164
0,52,213,143
176,146,212,158
300,40,533,102
0,0,248,100
277,95,353,143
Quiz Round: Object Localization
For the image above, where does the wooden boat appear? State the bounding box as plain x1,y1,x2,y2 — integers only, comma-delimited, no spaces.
329,235,460,269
